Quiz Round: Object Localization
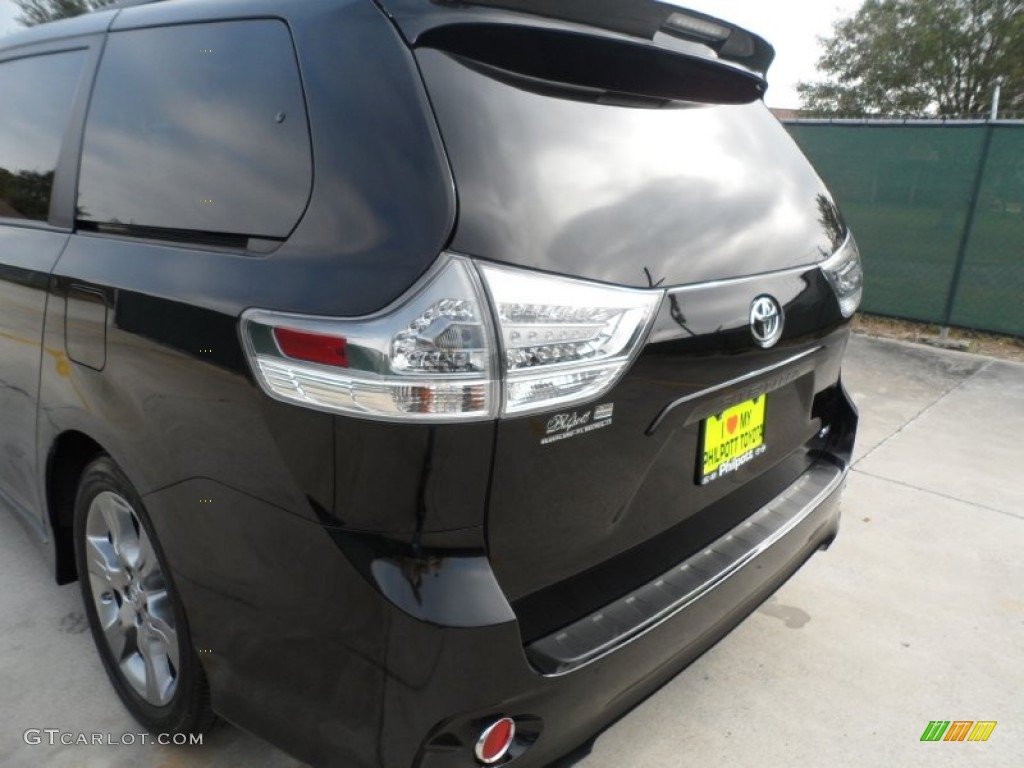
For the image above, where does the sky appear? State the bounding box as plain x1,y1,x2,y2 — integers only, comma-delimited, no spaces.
0,0,863,107
0,2,18,38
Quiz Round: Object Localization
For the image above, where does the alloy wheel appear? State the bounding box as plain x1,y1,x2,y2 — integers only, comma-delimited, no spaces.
83,491,180,707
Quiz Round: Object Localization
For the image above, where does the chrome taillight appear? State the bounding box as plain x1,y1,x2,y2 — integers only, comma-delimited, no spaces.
820,233,863,318
241,255,498,422
241,253,664,422
477,262,662,416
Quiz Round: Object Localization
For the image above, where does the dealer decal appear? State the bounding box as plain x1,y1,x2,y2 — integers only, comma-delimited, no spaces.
541,404,614,445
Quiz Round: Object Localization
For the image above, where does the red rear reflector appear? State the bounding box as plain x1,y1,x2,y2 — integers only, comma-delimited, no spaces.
273,327,349,367
475,717,515,764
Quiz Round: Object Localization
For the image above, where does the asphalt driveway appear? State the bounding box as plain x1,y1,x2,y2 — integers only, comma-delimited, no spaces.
1,333,1021,767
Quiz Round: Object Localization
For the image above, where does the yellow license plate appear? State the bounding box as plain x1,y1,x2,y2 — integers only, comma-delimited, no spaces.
699,395,767,485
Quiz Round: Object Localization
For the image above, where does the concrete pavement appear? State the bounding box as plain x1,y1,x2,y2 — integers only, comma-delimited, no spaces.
1,334,1021,767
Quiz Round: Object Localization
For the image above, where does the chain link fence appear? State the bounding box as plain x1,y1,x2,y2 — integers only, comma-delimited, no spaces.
785,120,1024,337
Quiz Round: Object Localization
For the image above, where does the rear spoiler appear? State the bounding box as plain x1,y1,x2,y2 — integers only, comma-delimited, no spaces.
374,0,775,79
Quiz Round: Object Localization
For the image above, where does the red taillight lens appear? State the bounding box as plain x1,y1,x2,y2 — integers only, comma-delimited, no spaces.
475,717,515,764
241,252,661,422
273,327,349,368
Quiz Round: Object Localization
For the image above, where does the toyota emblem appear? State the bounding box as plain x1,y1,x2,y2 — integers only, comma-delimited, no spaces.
750,295,784,348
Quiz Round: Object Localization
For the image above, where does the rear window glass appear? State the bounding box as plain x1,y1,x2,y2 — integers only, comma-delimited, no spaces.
78,20,311,240
0,50,86,222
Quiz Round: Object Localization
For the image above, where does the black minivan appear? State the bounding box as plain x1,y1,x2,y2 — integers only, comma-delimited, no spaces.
0,1,861,765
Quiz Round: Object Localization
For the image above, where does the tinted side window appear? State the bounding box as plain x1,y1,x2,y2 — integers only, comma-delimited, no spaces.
0,50,85,222
78,20,312,240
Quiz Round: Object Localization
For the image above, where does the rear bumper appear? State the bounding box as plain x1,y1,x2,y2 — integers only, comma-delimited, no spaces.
151,448,847,768
389,456,846,768
153,382,855,768
525,458,845,676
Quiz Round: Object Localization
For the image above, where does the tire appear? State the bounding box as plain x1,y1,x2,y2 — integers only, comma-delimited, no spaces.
73,455,215,735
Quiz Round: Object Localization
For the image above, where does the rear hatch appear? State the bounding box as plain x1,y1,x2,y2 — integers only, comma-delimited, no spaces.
376,0,851,638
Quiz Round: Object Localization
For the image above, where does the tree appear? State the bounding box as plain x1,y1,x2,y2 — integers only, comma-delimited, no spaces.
14,0,119,26
798,0,1024,117
0,169,56,220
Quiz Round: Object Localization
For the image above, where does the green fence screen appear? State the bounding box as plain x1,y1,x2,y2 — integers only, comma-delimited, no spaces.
786,122,1024,337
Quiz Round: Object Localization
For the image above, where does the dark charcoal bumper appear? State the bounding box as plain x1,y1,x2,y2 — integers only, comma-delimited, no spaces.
391,456,847,768
526,458,845,676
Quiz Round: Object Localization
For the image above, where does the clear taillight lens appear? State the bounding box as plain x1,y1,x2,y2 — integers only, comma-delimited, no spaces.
820,234,863,318
241,255,498,422
241,253,663,422
478,262,663,416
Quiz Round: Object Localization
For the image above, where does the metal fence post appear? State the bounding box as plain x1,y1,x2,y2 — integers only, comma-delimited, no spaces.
941,122,997,334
